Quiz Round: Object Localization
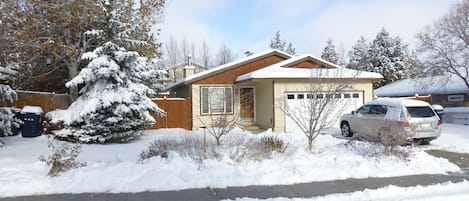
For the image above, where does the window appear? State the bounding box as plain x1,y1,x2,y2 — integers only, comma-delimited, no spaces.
326,93,334,99
334,94,342,99
287,94,295,99
316,94,324,99
352,93,360,98
306,94,313,99
406,106,435,118
356,105,371,115
201,87,233,114
297,94,304,99
370,105,387,116
448,95,464,102
343,93,351,98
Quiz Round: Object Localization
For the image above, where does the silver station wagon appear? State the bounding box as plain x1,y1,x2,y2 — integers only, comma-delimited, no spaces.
340,98,441,145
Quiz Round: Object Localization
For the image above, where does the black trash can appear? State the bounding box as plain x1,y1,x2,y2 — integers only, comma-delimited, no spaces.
20,106,43,137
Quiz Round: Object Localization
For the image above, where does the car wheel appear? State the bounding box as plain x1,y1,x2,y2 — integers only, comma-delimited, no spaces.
341,122,353,137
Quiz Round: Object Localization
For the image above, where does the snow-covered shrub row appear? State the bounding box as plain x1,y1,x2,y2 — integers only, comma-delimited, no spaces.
139,131,289,163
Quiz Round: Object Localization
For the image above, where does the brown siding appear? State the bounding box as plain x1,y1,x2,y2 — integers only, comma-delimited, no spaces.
194,55,287,84
0,91,70,113
291,60,325,69
151,98,192,130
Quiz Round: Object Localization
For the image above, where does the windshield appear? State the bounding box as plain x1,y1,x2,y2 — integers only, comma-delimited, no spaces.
406,106,435,118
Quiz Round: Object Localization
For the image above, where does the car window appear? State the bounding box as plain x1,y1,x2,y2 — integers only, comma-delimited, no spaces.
406,106,435,118
356,105,371,115
370,105,387,116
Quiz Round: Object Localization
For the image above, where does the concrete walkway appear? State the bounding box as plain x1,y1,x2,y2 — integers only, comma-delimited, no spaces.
1,174,468,201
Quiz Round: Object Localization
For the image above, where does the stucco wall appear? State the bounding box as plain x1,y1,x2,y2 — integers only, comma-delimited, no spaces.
272,80,374,133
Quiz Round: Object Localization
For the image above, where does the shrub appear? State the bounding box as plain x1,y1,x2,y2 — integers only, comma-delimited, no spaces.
39,140,86,177
139,134,289,163
377,122,412,158
260,136,288,154
0,107,22,137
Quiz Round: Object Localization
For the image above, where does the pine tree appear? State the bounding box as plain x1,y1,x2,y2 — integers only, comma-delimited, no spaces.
285,42,296,55
53,0,166,143
320,39,339,64
347,36,369,70
270,31,286,51
0,66,20,137
365,28,418,88
269,31,296,55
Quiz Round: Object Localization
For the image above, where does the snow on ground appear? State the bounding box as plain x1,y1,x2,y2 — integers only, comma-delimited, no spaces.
0,125,465,197
428,123,469,153
227,181,469,201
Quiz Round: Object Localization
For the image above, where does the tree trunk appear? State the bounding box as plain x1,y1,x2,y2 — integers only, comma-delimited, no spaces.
68,62,79,102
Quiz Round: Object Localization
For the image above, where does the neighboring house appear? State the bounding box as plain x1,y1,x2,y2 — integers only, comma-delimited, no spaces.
374,75,469,107
165,55,209,85
168,49,382,132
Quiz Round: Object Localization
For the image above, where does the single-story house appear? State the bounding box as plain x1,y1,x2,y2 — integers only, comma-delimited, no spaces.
168,49,382,133
374,75,469,107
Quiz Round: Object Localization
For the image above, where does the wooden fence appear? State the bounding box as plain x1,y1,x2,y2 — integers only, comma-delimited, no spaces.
0,90,70,113
150,98,192,130
0,91,192,130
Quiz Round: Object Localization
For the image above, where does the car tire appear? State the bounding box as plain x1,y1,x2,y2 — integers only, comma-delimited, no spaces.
341,122,353,137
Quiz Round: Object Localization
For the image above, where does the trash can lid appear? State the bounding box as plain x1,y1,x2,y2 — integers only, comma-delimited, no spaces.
21,106,43,115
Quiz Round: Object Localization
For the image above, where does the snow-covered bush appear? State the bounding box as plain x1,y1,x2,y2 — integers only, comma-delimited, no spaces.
39,140,86,177
139,133,288,163
260,136,288,154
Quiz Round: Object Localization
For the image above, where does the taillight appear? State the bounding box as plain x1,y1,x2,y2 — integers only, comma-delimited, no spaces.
398,121,410,127
437,120,441,126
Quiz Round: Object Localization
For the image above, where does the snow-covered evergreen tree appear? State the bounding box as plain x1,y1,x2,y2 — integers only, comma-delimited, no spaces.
365,28,418,88
52,0,166,143
270,31,286,51
0,66,20,137
285,42,296,55
320,39,339,64
347,36,369,70
269,31,296,55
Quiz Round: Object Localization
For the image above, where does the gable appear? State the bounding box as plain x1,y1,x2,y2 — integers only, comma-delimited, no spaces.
290,59,330,69
193,54,287,84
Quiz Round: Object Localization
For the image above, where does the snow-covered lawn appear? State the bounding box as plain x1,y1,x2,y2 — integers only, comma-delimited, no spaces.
0,124,467,198
227,181,469,201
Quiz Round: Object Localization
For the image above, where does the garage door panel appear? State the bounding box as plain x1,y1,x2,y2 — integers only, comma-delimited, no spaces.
285,91,364,133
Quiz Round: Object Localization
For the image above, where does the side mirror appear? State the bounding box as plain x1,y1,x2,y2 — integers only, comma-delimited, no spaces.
351,111,356,115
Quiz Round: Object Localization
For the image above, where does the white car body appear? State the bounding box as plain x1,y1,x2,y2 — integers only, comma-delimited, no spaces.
340,98,441,144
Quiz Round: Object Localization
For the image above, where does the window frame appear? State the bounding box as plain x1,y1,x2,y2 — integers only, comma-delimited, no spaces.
200,86,234,115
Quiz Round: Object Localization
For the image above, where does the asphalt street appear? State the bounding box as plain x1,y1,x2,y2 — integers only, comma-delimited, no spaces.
1,174,468,201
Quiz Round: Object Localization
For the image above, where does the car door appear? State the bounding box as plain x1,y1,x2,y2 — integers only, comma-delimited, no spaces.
350,105,372,137
365,105,388,141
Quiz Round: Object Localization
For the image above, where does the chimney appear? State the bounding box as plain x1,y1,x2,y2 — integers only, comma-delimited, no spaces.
184,55,195,78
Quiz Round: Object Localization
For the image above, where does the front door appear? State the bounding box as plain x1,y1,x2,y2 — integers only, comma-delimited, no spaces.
240,87,255,120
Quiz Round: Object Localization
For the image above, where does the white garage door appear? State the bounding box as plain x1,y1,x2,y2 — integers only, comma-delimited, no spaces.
284,91,364,133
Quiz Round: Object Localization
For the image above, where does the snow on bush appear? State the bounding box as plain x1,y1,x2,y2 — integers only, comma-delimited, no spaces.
139,129,289,163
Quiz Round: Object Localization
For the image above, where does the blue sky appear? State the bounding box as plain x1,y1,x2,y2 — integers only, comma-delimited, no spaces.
159,0,457,59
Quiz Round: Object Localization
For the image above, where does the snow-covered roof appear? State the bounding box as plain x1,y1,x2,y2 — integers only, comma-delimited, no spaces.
167,49,292,89
375,74,469,97
236,54,383,82
366,98,431,108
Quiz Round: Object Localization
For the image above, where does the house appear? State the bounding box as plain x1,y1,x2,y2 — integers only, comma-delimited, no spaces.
374,75,469,107
168,49,382,132
165,55,209,85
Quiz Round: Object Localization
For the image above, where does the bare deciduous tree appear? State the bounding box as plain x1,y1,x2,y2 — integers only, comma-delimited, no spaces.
215,43,236,66
279,69,356,151
200,40,212,68
417,0,469,88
